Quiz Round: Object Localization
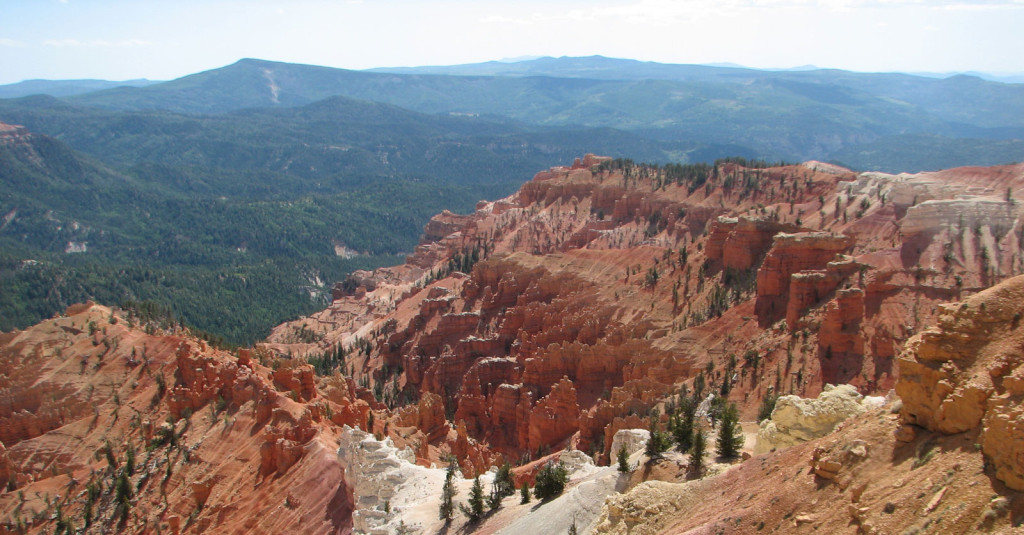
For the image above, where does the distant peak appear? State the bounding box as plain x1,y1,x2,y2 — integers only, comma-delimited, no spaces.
496,55,544,63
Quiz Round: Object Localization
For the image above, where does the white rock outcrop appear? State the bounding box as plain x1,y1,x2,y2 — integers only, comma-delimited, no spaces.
337,426,442,535
755,384,870,454
609,429,650,460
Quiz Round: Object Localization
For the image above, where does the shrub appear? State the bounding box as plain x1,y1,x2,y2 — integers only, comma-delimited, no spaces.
757,392,779,423
519,482,531,504
533,462,568,501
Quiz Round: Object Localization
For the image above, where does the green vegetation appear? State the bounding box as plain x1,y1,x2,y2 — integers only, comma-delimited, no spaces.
461,476,485,521
439,461,458,522
645,413,671,460
689,429,707,476
716,403,744,459
488,463,515,510
533,462,569,501
0,93,681,345
757,392,779,423
672,396,697,453
617,445,630,473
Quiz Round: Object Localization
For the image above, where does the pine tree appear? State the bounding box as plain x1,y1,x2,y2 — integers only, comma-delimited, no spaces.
125,442,136,476
689,429,707,476
488,462,514,509
439,461,457,521
520,482,531,504
645,414,669,459
534,462,568,501
617,445,630,473
461,476,484,521
673,397,695,452
716,403,744,459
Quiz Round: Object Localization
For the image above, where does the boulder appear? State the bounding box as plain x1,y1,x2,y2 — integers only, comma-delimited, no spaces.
755,384,867,453
609,428,651,460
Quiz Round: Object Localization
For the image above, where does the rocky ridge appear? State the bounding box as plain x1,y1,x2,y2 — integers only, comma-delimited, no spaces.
270,156,1024,475
4,156,1024,533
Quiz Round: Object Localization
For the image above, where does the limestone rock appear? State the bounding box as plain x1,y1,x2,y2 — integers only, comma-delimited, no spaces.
609,428,651,460
755,384,867,453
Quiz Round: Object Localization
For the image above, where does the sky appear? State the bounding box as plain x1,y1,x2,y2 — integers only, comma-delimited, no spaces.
1,0,1023,84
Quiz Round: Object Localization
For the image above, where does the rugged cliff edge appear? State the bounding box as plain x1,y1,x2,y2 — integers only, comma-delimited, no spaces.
3,156,1024,533
269,156,1024,474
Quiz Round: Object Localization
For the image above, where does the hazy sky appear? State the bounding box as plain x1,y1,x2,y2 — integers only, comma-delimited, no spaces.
1,0,1022,84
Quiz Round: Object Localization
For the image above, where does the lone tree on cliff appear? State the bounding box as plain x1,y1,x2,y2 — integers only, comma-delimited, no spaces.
716,402,744,459
439,461,458,521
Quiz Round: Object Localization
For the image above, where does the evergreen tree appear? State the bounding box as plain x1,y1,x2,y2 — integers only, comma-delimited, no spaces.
757,392,779,423
520,482,531,504
617,445,630,473
488,461,515,509
673,397,696,452
716,403,744,459
493,462,514,498
689,429,707,476
125,442,136,476
534,462,569,501
645,413,669,459
461,476,485,521
439,461,458,521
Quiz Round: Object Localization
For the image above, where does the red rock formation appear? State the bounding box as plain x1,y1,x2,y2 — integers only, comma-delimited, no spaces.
266,156,1022,476
755,232,855,327
897,275,1024,490
706,216,801,270
0,303,358,533
527,376,580,453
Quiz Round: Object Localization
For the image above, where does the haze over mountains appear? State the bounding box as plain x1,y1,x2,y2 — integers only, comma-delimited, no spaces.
1,55,1022,344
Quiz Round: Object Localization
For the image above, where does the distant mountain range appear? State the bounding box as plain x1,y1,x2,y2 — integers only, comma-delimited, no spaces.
1,55,1022,342
0,78,158,99
3,55,1013,170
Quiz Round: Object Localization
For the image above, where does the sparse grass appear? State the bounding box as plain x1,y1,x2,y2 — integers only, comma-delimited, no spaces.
913,440,937,469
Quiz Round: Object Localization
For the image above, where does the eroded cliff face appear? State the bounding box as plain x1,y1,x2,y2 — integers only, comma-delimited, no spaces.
5,156,1024,533
0,303,367,534
267,157,1024,475
897,274,1024,491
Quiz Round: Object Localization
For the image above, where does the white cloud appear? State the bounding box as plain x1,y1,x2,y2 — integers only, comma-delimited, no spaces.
0,38,27,47
42,39,152,48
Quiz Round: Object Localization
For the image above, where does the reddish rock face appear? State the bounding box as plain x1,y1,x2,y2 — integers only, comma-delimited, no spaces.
706,216,801,271
754,232,854,327
5,156,1024,532
265,157,1023,476
897,275,1024,491
527,376,580,453
0,303,361,533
